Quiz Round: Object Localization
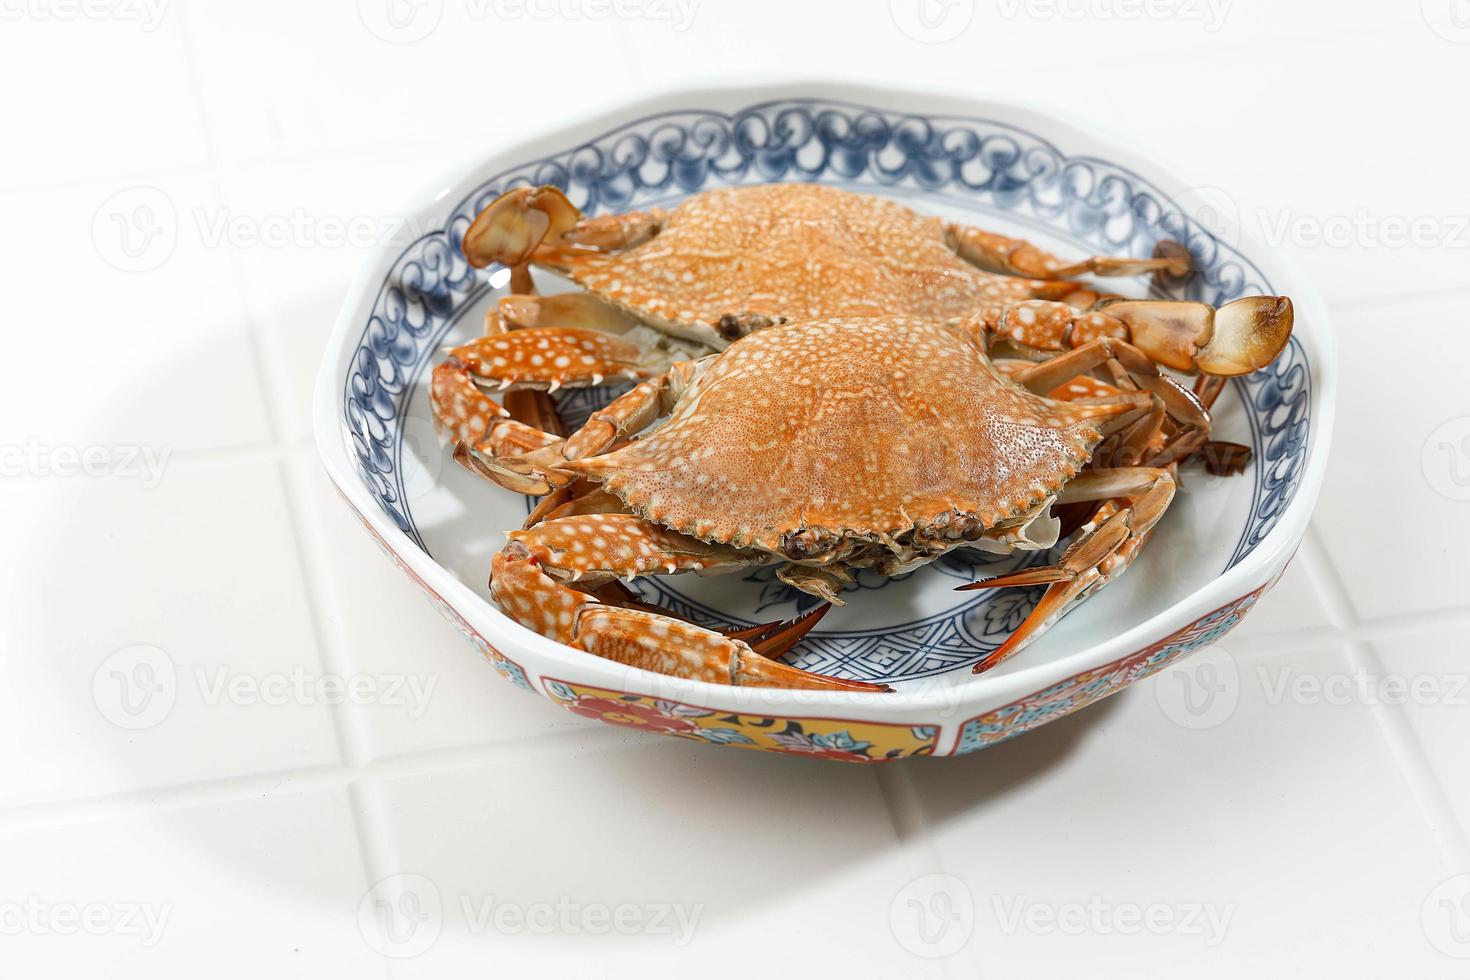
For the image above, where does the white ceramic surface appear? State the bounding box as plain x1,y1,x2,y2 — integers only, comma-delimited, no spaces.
11,7,1470,976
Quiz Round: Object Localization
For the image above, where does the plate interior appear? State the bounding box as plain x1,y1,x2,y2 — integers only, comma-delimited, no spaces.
341,99,1312,686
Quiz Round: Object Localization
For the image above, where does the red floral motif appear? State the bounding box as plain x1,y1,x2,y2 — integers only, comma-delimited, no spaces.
566,696,701,734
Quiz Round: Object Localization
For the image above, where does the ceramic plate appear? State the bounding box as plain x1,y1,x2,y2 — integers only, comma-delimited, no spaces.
315,80,1335,761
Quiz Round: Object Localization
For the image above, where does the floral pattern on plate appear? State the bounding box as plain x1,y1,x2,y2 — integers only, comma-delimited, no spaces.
542,679,939,761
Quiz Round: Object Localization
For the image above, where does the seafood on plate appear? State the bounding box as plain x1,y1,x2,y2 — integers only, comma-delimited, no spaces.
431,181,1207,471
480,298,1292,689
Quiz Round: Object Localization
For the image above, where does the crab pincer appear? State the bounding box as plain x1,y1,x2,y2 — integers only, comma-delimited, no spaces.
974,295,1294,378
490,515,890,692
960,470,1176,673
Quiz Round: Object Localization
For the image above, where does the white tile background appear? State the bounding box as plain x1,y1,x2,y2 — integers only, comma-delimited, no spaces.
2,1,1468,975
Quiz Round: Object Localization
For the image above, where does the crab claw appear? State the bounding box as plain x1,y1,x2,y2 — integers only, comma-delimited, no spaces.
491,535,889,693
961,471,1176,673
446,327,651,393
1099,295,1294,376
736,603,833,661
961,510,1132,674
430,358,509,446
462,185,582,269
572,606,889,691
588,581,832,661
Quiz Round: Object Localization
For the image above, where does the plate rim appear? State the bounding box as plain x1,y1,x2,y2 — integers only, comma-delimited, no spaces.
312,76,1337,717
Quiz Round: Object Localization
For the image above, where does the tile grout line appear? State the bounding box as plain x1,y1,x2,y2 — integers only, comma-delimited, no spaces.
0,532,1461,837
272,384,400,946
276,453,375,768
172,0,399,939
0,726,619,838
872,763,928,844
1301,525,1470,872
1341,636,1470,873
0,516,1459,839
874,764,992,979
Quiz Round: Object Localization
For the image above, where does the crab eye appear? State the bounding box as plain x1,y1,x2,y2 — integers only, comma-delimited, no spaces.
717,312,786,342
716,314,747,341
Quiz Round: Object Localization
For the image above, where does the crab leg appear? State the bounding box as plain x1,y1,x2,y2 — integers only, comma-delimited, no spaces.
960,469,1176,673
462,184,664,276
1012,337,1209,430
977,296,1293,377
497,292,644,335
491,515,888,692
588,580,835,662
448,307,571,447
447,328,651,394
496,359,707,495
430,325,661,485
947,224,1192,281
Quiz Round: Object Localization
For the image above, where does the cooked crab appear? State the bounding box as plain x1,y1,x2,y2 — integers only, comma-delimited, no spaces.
431,182,1198,471
487,297,1292,691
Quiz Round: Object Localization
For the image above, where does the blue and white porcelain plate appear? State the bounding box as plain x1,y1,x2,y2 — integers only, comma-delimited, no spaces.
317,82,1334,753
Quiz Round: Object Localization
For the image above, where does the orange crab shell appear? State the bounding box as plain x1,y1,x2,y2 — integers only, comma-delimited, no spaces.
561,317,1130,553
560,183,1058,337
